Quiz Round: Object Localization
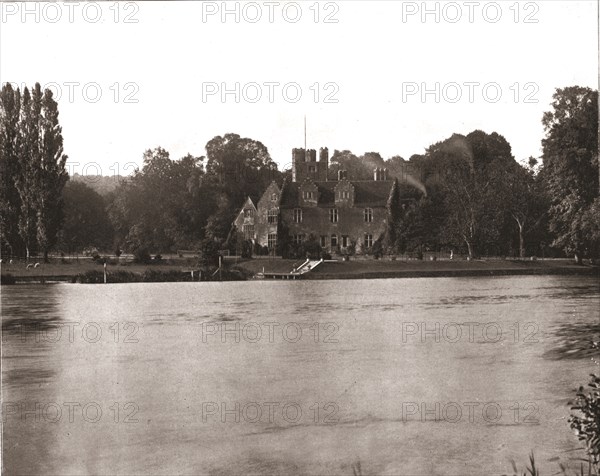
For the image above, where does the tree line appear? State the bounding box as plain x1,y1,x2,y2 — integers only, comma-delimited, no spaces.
1,83,598,262
0,83,68,261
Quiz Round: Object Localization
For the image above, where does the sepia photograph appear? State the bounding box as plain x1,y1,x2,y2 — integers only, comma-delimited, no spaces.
1,1,599,475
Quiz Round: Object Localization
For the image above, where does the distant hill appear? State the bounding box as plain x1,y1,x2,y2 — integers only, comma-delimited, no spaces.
70,173,128,196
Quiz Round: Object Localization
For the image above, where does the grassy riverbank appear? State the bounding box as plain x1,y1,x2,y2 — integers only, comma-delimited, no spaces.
236,258,599,280
1,257,597,284
0,257,248,284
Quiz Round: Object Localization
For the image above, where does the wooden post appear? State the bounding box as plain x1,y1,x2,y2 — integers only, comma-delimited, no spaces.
103,262,107,284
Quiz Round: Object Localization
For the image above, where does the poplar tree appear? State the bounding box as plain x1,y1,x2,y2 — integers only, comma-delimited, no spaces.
15,87,39,260
0,83,22,255
2,83,68,260
36,87,68,261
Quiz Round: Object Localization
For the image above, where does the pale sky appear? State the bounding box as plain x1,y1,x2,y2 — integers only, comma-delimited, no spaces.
1,1,597,175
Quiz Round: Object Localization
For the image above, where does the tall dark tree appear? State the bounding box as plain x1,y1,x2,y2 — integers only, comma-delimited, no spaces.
36,87,69,260
541,86,599,262
15,87,40,260
59,181,113,252
492,160,549,258
423,132,516,258
205,133,276,206
204,133,279,243
1,83,68,260
0,83,22,255
329,150,372,180
108,148,206,252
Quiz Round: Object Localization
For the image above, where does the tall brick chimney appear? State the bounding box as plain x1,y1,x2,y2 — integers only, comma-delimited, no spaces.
319,147,329,181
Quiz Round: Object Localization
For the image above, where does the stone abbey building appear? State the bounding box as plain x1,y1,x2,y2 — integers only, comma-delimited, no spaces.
233,147,405,255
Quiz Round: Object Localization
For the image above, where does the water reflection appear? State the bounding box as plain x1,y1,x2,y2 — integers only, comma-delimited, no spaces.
1,275,599,475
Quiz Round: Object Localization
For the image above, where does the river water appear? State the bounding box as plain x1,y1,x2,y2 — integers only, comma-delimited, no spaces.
2,276,599,475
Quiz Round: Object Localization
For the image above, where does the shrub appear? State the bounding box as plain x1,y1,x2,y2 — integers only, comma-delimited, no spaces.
110,271,139,283
74,270,139,283
200,238,221,266
241,240,253,259
74,270,104,283
372,240,384,259
569,342,600,473
142,269,191,282
303,235,322,259
133,247,151,264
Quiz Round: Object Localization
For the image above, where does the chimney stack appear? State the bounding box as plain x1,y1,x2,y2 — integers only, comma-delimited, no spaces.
320,147,329,182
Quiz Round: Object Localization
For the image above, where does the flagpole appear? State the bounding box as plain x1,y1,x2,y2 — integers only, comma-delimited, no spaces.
304,115,307,150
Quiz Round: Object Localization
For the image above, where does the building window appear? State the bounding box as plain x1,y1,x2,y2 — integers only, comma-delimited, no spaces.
331,235,338,247
268,233,277,249
243,224,254,240
329,208,338,223
293,208,303,223
308,165,317,173
244,209,254,218
271,193,277,202
268,209,278,224
341,235,349,247
320,235,327,247
339,190,349,199
364,208,373,223
293,234,304,244
303,190,314,200
364,233,373,248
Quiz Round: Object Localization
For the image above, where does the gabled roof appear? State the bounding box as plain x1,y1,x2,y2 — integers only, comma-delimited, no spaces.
241,196,257,211
235,196,257,219
280,180,394,208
